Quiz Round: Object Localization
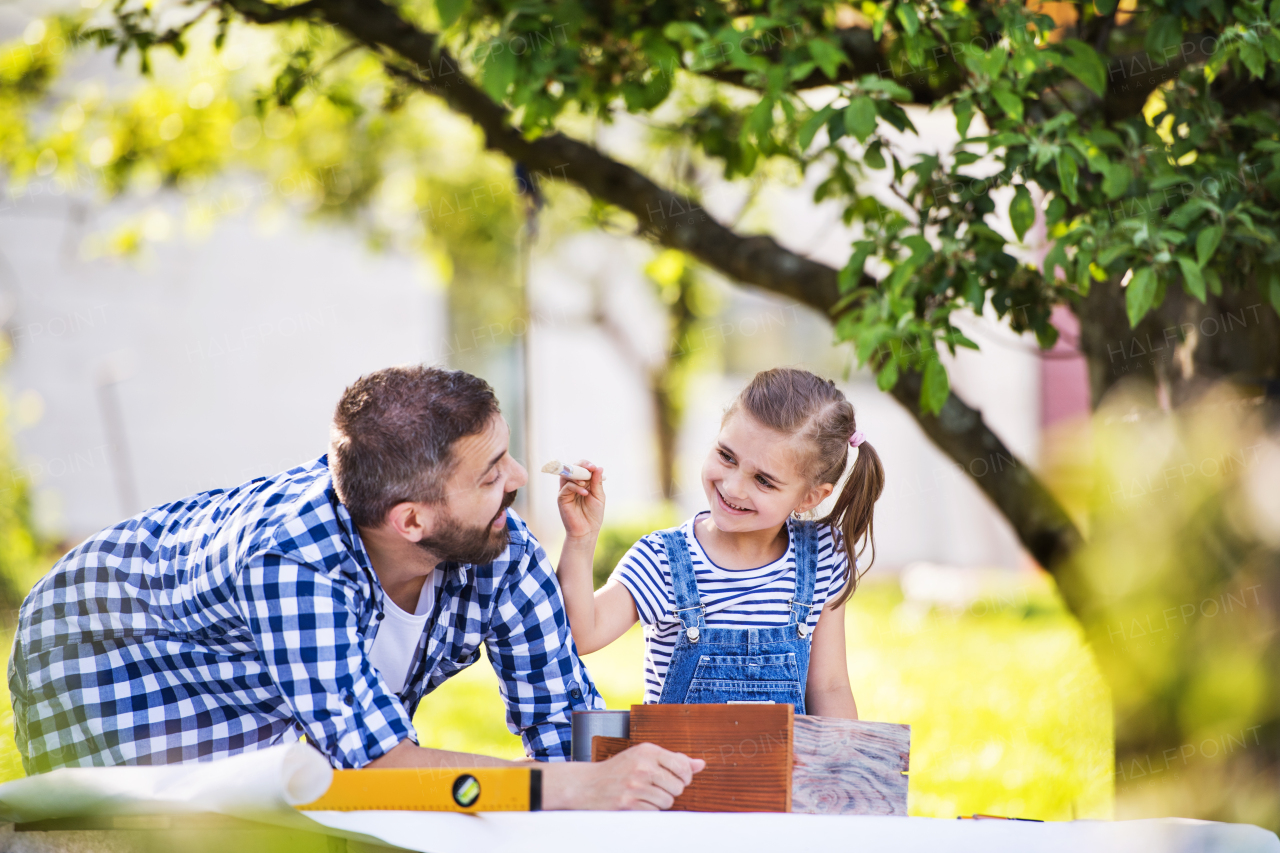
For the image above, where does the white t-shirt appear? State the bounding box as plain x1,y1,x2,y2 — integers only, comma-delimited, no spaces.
369,571,444,695
611,512,851,704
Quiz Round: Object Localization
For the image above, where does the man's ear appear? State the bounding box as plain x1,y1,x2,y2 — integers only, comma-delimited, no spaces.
794,482,835,515
384,501,440,543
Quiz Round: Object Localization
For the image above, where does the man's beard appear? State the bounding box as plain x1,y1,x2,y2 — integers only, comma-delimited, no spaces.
416,489,518,565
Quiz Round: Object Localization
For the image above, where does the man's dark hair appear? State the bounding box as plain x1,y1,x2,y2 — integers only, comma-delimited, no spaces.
329,365,501,527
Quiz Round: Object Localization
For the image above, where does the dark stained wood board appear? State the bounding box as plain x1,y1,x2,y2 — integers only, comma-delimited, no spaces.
590,736,631,762
791,716,910,815
593,704,793,812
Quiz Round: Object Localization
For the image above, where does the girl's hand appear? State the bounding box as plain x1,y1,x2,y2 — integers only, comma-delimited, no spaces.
557,460,605,541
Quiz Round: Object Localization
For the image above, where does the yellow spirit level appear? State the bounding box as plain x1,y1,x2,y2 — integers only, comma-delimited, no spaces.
299,767,542,813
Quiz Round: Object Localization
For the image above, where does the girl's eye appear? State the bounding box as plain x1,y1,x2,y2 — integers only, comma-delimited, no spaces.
756,476,774,489
718,449,733,463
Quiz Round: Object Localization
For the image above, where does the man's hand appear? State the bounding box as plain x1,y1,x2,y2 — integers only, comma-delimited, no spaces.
542,743,706,810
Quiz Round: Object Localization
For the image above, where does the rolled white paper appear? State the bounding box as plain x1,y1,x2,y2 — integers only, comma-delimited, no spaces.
541,460,591,480
0,741,333,824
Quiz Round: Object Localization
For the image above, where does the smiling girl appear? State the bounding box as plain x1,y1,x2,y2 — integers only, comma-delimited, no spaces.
555,367,885,717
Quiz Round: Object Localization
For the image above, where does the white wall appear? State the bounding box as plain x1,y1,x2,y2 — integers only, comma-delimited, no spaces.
1,195,444,537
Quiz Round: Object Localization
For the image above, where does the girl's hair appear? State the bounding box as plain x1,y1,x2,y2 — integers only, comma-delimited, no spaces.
725,367,885,607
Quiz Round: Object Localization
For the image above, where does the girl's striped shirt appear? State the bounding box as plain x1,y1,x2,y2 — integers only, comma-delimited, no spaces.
609,512,850,704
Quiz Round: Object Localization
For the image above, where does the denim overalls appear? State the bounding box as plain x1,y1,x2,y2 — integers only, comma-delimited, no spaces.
655,521,818,714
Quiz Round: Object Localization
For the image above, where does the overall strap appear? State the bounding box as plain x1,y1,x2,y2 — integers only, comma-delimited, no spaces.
659,528,706,640
789,520,819,637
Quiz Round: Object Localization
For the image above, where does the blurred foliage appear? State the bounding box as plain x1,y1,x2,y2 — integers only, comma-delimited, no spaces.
590,504,681,590
0,363,48,613
1043,381,1280,828
643,250,722,500
404,574,1111,820
0,14,578,360
11,1,1280,416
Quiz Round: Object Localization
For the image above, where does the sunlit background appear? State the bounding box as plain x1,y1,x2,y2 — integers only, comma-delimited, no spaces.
0,0,1276,831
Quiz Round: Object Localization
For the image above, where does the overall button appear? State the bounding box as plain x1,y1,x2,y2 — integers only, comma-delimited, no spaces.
686,626,700,642
797,623,810,638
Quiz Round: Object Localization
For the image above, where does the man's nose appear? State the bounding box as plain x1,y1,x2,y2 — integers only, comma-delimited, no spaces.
510,458,528,490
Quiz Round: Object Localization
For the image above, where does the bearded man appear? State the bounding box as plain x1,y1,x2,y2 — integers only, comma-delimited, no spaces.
9,365,701,810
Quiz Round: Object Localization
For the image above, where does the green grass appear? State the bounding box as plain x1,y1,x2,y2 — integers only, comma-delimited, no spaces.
411,572,1113,820
0,574,1112,820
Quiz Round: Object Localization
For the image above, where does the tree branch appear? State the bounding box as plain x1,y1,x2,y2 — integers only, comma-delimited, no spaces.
888,369,1083,569
220,0,322,23
708,25,1216,124
226,0,1085,572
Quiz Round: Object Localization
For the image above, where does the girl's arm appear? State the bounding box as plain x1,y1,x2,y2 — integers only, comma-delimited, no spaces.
555,463,639,654
804,598,859,719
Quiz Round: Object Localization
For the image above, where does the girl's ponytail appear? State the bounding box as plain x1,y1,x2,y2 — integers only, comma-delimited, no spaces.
818,438,885,608
727,368,886,609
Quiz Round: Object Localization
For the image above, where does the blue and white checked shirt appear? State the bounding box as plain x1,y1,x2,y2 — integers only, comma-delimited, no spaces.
9,455,603,774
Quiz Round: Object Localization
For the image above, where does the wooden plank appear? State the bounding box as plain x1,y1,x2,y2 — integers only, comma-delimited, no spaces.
622,704,793,813
590,736,631,762
791,716,910,816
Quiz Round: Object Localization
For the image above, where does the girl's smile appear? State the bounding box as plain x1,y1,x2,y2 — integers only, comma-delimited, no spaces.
713,486,754,515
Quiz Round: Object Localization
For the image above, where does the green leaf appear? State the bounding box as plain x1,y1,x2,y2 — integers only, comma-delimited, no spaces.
876,357,900,391
826,110,847,144
746,97,774,141
876,100,916,133
1269,270,1280,317
1144,15,1183,62
1010,184,1036,241
1102,162,1131,199
1196,226,1222,266
1057,152,1079,204
953,151,981,165
1166,198,1209,230
860,76,913,100
841,241,876,290
663,22,708,42
1042,241,1068,279
864,141,886,169
1060,40,1107,97
437,0,467,28
895,4,920,36
1045,195,1067,225
991,86,1024,122
481,45,518,102
954,98,975,138
1239,42,1268,79
1176,256,1206,302
921,356,949,414
1098,243,1130,267
845,96,878,143
808,37,849,80
1094,0,1119,14
1205,266,1222,296
1125,267,1158,327
799,105,835,150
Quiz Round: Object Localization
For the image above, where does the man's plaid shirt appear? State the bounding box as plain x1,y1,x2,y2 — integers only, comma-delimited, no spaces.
9,455,603,773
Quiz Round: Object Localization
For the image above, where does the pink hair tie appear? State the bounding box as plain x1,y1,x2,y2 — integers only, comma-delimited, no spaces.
849,431,866,448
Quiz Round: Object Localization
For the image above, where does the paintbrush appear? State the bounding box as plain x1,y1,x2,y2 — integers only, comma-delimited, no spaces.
541,460,605,482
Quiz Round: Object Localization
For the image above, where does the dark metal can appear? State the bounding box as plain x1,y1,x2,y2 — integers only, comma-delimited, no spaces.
570,710,631,762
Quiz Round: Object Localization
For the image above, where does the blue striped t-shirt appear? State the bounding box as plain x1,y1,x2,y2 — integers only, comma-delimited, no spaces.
610,512,850,704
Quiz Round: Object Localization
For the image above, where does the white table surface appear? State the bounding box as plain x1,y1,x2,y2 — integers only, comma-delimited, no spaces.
302,810,1280,853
